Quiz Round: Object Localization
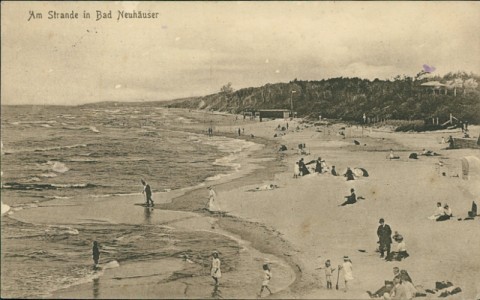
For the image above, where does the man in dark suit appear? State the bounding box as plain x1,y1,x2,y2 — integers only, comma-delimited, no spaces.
377,218,392,258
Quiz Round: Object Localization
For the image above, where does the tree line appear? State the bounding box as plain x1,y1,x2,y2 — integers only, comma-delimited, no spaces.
170,71,480,124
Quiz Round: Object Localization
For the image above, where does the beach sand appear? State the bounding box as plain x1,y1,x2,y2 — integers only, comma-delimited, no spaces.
8,111,479,299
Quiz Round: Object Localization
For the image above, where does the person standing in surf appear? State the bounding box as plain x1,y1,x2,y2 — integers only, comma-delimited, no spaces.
92,241,100,268
211,251,222,286
141,179,154,207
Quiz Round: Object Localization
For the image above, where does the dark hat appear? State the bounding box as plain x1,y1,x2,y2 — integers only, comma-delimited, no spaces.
379,218,385,223
351,188,355,192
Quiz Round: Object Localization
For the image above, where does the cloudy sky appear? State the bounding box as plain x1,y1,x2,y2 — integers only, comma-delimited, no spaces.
2,1,480,105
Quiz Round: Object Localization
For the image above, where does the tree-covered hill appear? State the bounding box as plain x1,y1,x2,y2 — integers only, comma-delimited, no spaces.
168,72,480,124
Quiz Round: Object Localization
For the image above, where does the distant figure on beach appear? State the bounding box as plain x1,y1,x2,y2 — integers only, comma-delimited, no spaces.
377,218,392,259
441,137,446,144
141,179,154,207
338,256,353,292
388,149,400,160
258,263,272,297
324,259,335,289
207,186,221,212
286,122,289,130
248,184,279,192
344,167,355,181
315,157,323,173
294,162,300,178
242,128,245,134
436,204,452,221
447,135,454,149
340,188,357,206
211,251,222,286
421,149,439,156
299,158,310,176
467,201,478,219
428,202,444,220
238,128,241,136
331,166,338,176
92,241,100,268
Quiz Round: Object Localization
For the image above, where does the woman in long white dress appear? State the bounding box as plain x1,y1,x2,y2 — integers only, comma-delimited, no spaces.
339,256,353,292
207,186,221,212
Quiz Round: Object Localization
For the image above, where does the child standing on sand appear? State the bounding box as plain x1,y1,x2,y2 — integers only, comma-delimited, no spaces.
258,263,272,297
294,162,300,178
338,256,353,292
324,260,336,289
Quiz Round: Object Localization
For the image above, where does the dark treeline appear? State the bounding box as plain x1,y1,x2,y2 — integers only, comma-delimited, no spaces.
169,71,480,125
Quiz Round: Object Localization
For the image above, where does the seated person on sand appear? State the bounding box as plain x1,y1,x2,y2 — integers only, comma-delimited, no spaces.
331,165,338,176
386,234,409,261
436,204,452,222
421,149,439,156
368,267,413,299
388,149,400,160
340,188,356,206
463,201,478,220
383,277,416,300
248,184,279,192
428,202,444,220
321,159,328,172
446,135,454,149
344,167,355,181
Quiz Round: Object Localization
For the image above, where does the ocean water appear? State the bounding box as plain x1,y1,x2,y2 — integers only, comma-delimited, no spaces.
0,104,257,298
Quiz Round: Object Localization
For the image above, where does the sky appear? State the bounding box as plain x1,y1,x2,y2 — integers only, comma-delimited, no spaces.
2,1,480,105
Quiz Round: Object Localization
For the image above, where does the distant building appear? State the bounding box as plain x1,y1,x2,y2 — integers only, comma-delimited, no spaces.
420,81,447,95
258,109,291,121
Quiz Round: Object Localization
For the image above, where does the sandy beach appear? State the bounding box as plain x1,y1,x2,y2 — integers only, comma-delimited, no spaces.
17,110,473,299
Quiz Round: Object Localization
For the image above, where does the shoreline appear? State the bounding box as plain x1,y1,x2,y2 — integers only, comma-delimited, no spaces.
3,108,479,299
45,110,302,299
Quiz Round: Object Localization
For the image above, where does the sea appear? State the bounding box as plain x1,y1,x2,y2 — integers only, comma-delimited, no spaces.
0,104,260,298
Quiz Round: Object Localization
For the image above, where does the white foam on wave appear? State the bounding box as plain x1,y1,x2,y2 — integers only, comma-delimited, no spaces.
200,135,263,182
89,126,100,133
50,161,69,173
45,225,79,236
40,172,58,178
1,201,11,215
51,183,89,188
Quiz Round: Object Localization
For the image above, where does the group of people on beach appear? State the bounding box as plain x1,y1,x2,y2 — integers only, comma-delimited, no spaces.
428,202,453,221
317,256,354,292
377,218,410,262
294,156,357,181
368,266,416,299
